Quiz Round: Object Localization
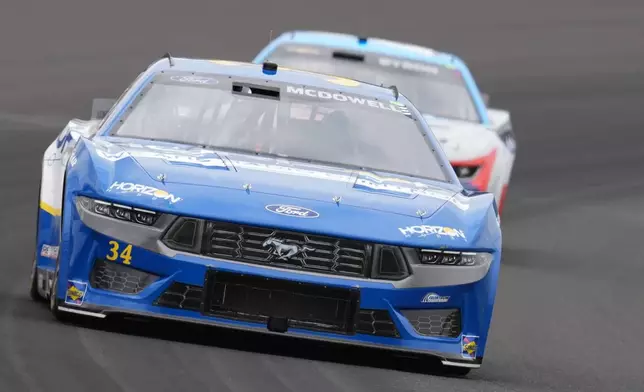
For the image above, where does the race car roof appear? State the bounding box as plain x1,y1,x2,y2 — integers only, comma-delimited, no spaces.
257,30,469,71
252,30,490,125
145,57,406,103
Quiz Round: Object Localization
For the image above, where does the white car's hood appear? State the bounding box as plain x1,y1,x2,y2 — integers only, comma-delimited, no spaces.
423,114,498,161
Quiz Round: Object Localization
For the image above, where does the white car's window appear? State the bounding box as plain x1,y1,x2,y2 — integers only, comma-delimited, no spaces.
111,72,449,182
266,45,481,123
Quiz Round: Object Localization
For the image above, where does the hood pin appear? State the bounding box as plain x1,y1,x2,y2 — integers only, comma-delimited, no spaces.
416,209,427,218
157,173,166,183
243,183,252,193
332,196,342,205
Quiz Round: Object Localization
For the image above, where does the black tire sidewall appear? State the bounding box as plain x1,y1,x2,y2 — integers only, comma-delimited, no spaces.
29,173,44,301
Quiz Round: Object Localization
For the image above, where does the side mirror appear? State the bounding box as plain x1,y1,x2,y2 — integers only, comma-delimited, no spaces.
481,93,490,106
91,98,116,120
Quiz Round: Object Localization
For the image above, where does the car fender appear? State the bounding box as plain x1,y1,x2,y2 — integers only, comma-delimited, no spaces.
36,119,100,271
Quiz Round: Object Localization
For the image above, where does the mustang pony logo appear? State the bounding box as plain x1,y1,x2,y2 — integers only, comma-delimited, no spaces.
262,238,314,260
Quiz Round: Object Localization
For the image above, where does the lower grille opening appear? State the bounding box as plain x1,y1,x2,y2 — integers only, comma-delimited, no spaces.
204,270,360,334
90,259,159,294
401,309,462,338
155,282,401,338
154,282,203,311
356,309,400,338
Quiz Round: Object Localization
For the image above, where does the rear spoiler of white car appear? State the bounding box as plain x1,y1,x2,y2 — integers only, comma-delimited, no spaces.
91,98,116,120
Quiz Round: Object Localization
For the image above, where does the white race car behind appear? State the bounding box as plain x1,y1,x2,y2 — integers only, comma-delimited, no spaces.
253,31,517,214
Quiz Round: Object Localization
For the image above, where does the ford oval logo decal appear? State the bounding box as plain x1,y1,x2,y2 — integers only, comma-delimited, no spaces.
265,204,320,218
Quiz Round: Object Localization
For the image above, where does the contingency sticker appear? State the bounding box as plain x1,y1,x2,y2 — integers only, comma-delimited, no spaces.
285,85,412,117
40,244,59,259
65,280,88,306
461,335,479,359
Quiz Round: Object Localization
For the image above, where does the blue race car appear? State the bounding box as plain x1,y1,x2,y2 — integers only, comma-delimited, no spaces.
253,31,517,216
30,55,501,375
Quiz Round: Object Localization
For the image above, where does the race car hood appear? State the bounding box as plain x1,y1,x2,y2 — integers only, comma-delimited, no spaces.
89,138,469,221
423,114,498,161
71,138,499,249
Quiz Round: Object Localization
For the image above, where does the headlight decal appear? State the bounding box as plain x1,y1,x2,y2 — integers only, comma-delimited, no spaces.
418,249,492,266
76,196,160,226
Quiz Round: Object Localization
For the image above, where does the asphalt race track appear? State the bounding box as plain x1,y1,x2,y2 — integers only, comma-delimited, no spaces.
2,1,643,391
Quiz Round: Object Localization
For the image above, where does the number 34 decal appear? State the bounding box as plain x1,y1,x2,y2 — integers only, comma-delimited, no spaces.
106,240,133,265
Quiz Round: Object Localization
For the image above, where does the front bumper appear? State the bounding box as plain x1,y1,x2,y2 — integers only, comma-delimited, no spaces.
55,300,481,369
46,197,499,369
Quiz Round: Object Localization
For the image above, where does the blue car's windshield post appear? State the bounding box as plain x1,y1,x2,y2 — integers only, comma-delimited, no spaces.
265,45,481,123
110,73,449,182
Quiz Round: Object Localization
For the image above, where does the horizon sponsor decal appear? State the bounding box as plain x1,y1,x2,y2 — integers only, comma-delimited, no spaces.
107,181,182,204
285,85,412,117
398,225,467,240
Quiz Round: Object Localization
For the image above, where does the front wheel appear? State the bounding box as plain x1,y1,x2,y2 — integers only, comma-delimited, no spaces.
438,365,471,377
29,257,43,302
31,180,44,302
49,268,73,323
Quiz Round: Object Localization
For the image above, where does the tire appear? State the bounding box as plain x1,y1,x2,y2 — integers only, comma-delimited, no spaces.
439,365,471,377
29,257,43,302
49,267,74,323
30,179,44,302
48,174,74,323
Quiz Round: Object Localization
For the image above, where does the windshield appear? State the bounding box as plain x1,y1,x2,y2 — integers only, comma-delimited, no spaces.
110,72,449,181
265,45,481,123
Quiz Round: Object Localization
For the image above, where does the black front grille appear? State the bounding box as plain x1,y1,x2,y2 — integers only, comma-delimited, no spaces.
401,309,462,338
90,259,159,294
163,218,410,279
155,282,401,338
204,270,360,334
205,221,370,276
